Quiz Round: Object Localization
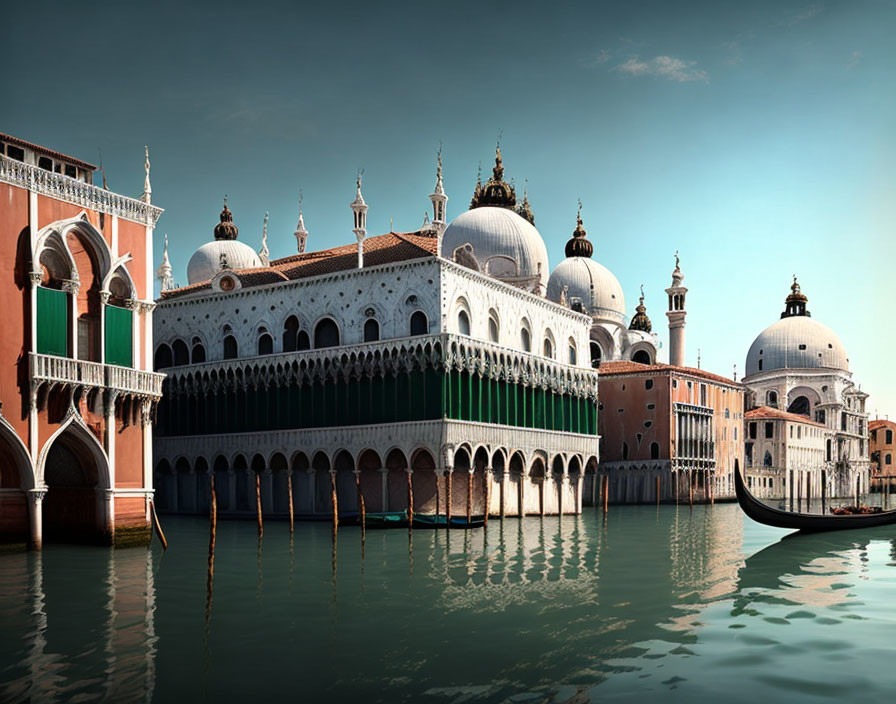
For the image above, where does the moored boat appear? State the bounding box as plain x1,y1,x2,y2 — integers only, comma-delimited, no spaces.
412,514,485,529
734,467,896,532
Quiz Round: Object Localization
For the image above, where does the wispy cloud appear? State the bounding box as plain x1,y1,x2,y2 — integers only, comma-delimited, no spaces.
846,49,863,70
581,48,612,68
614,55,709,83
779,3,823,26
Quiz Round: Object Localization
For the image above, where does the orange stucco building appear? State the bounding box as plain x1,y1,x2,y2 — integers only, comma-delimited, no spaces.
870,419,896,486
0,132,163,549
597,361,745,503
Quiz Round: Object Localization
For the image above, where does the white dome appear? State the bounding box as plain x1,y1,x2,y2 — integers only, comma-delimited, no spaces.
745,315,848,376
187,240,262,285
547,256,626,324
442,207,549,289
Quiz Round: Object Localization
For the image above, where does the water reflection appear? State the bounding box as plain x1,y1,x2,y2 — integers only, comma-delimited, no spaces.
3,506,896,702
0,547,157,702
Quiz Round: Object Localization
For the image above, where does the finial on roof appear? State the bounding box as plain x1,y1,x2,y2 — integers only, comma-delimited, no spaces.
214,195,239,240
156,233,175,292
515,179,535,224
564,199,593,258
782,274,810,318
141,146,151,203
434,142,445,195
670,250,684,285
258,211,270,265
629,283,652,332
294,189,309,254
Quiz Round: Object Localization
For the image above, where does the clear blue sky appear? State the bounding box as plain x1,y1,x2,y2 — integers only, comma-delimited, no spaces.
4,1,895,415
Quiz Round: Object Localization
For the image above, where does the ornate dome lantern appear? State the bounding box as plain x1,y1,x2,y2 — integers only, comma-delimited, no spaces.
186,197,263,284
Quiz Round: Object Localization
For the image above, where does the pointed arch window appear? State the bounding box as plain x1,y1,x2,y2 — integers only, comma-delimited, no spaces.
457,310,471,336
172,339,189,366
283,316,299,352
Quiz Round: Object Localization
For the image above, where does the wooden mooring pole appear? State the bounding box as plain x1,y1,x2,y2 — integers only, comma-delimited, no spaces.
149,500,167,550
287,470,294,534
356,471,366,531
255,472,264,538
207,475,217,596
330,471,339,530
407,470,415,527
656,476,661,506
688,471,693,508
603,475,609,513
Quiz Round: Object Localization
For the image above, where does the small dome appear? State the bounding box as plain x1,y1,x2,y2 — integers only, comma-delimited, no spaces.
442,206,549,289
187,240,262,285
547,257,626,323
214,202,239,241
745,316,848,376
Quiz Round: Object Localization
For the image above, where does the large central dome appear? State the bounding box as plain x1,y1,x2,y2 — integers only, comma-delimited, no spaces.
442,206,549,290
745,281,848,376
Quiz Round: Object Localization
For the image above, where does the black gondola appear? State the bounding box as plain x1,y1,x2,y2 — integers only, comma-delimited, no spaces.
734,467,896,532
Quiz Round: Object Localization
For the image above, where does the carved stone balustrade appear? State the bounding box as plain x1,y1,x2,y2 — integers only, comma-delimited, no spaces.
0,154,163,226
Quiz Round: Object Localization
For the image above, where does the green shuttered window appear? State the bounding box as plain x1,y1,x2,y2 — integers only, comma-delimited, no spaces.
36,287,69,357
104,305,133,367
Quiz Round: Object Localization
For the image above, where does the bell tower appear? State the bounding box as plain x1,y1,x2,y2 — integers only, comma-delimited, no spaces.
665,252,687,367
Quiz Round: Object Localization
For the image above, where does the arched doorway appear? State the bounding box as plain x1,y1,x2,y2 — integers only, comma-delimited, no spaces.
0,423,34,545
42,428,109,543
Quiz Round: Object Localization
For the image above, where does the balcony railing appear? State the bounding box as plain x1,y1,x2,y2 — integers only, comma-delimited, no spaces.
106,364,165,398
0,154,163,227
30,353,165,398
31,353,104,387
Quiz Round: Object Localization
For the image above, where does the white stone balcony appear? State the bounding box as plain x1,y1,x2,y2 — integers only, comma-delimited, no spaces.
0,154,163,226
30,353,165,400
105,365,165,398
30,352,104,388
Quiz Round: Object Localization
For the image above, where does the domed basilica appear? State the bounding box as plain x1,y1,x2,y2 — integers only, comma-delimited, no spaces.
742,278,869,498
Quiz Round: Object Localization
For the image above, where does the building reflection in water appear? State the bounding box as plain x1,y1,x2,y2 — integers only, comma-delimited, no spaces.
0,547,157,703
4,508,896,702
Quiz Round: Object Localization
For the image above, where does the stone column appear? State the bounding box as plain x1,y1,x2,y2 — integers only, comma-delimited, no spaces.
576,472,584,514
559,471,569,515
484,467,493,519
306,469,315,513
434,469,444,517
27,488,47,551
519,469,528,517
226,469,236,512
380,467,389,512
445,466,454,519
262,469,273,513
500,469,507,519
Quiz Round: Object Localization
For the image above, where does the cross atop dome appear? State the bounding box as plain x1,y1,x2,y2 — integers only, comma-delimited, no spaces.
781,275,810,318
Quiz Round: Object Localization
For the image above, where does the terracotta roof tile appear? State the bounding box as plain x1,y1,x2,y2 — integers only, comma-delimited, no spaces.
598,360,740,386
870,419,896,430
745,406,827,427
160,231,438,300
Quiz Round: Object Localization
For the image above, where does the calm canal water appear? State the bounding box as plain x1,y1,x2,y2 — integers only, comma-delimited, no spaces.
2,504,896,702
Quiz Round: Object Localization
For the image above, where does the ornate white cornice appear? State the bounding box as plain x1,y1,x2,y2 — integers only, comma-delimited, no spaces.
0,154,163,227
162,333,599,400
